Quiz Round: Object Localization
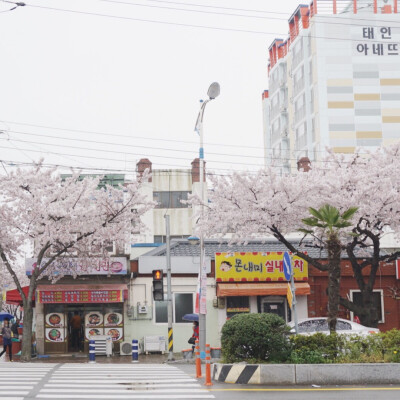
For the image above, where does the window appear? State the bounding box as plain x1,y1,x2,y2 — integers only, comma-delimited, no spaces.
351,290,384,323
153,191,191,209
154,235,189,244
227,296,250,319
154,293,194,323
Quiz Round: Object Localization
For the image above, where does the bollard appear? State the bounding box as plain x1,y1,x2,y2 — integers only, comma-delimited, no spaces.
195,339,202,378
132,339,139,363
89,339,96,364
204,344,212,386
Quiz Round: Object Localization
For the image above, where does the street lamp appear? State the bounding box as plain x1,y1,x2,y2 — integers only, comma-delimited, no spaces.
193,82,220,357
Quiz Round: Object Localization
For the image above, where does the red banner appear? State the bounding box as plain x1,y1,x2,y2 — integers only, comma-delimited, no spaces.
38,289,123,304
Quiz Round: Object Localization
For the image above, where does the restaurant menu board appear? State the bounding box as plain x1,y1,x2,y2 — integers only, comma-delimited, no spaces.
39,289,123,304
84,312,103,341
104,312,123,327
85,327,104,340
85,312,103,327
45,313,64,328
45,327,65,342
105,327,123,342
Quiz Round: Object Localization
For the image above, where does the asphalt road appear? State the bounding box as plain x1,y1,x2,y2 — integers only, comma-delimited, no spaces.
175,364,400,400
0,360,399,399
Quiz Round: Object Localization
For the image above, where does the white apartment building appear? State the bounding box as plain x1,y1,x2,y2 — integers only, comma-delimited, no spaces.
263,0,400,173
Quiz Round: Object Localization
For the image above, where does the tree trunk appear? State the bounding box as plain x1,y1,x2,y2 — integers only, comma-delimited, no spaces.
358,289,379,328
327,236,342,332
21,302,33,362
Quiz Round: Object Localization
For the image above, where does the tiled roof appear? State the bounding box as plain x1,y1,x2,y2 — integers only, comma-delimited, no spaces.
140,239,330,259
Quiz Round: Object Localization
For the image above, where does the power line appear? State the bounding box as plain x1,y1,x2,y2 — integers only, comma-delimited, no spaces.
0,137,267,167
6,129,266,160
23,2,400,42
2,120,381,157
135,0,291,15
25,3,285,36
2,120,263,150
101,0,400,26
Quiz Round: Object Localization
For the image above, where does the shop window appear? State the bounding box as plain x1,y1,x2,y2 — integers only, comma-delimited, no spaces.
154,293,194,323
350,289,384,323
226,296,250,319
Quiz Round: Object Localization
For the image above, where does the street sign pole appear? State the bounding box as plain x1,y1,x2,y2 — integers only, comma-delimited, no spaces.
290,267,299,334
283,252,298,334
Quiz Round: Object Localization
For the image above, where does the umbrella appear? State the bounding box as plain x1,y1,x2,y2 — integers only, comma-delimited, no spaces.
182,313,199,322
0,312,14,322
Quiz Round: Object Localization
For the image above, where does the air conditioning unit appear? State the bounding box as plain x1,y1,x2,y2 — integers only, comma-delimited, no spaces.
120,341,132,356
137,304,148,314
143,336,166,354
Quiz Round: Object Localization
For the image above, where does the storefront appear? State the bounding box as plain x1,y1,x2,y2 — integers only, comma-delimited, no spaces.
38,284,126,354
27,257,129,355
215,252,310,322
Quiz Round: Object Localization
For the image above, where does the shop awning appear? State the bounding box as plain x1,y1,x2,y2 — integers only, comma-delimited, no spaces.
37,284,128,304
6,286,34,305
217,282,310,297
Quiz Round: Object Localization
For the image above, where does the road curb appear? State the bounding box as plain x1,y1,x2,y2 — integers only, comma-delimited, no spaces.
213,363,400,385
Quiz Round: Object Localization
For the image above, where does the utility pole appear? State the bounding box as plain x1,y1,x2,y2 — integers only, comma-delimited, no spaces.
165,215,174,361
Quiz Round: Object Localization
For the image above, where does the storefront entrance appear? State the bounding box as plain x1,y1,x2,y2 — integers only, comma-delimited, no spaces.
44,303,124,354
260,296,289,322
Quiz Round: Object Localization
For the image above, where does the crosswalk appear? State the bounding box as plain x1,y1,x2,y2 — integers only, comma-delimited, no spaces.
0,363,55,400
0,363,215,399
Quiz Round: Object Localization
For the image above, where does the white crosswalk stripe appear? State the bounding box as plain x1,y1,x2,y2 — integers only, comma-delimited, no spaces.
0,363,56,399
36,364,214,399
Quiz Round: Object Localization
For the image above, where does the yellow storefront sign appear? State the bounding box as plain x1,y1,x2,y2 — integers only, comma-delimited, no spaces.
215,252,308,282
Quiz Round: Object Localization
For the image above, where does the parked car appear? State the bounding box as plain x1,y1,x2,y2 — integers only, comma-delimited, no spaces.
288,317,379,336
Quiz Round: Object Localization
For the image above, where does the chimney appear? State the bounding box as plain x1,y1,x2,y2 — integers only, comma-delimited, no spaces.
191,158,206,183
297,157,311,172
136,158,152,182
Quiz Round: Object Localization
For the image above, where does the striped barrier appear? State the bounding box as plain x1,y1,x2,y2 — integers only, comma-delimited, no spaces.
89,340,96,364
213,364,260,384
195,339,202,378
204,344,212,386
132,339,139,363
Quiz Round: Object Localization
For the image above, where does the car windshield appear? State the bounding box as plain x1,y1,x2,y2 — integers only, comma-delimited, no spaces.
297,319,352,333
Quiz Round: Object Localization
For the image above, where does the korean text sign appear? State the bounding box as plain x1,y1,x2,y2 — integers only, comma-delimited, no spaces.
215,252,308,282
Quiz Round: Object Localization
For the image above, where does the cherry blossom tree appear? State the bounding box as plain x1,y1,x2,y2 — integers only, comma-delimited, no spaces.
0,164,153,361
198,144,400,329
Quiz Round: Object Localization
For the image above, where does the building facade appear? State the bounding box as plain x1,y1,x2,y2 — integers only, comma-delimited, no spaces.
263,0,400,173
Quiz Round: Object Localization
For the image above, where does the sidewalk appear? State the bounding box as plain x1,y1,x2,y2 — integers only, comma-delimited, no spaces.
1,351,198,364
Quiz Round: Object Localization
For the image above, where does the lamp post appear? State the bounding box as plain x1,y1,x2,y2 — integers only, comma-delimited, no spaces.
194,82,220,357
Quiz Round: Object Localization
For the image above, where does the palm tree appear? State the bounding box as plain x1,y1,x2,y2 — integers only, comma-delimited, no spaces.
301,204,358,332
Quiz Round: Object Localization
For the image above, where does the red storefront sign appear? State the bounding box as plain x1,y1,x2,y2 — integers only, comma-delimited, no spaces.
37,284,127,304
39,290,122,304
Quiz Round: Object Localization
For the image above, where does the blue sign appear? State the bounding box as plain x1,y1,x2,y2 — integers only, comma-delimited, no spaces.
283,252,292,281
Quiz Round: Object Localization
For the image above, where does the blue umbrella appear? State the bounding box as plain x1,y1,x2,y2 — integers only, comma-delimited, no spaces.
0,312,13,322
182,313,199,322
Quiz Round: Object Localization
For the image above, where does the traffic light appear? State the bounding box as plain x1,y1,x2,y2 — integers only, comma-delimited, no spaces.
152,269,164,301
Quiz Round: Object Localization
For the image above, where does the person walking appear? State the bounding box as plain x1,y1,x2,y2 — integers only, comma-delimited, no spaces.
11,319,20,339
191,321,199,352
69,312,82,351
0,319,13,362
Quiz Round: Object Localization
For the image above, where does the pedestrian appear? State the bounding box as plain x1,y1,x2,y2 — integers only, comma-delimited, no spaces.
11,319,20,339
69,312,82,351
191,321,199,352
0,318,13,362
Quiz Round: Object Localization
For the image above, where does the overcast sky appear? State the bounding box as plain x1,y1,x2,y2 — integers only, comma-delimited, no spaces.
0,0,302,178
